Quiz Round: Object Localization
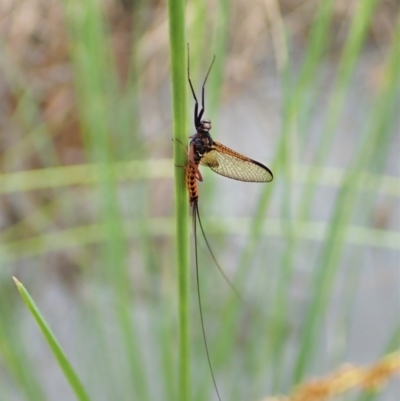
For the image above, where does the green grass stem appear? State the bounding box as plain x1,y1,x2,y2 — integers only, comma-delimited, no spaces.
13,277,91,401
167,0,190,400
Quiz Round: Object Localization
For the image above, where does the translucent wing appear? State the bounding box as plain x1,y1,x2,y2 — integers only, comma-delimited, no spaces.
200,141,273,182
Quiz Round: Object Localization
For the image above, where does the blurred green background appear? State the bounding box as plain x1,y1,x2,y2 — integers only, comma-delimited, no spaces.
0,0,399,400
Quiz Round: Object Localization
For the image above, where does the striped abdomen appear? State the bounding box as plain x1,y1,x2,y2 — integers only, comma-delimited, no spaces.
186,161,199,207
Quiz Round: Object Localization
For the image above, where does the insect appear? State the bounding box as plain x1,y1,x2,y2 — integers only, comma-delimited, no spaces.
187,53,273,184
186,45,273,401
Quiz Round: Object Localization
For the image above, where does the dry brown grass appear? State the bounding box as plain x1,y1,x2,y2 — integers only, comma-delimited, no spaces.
262,351,400,401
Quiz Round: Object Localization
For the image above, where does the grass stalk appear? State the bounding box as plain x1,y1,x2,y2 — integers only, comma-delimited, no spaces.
167,0,190,400
13,277,91,401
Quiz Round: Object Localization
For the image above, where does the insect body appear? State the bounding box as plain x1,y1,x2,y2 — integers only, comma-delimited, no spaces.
186,45,273,401
186,158,199,207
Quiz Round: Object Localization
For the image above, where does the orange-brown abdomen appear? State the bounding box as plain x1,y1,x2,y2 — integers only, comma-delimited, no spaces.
186,161,199,207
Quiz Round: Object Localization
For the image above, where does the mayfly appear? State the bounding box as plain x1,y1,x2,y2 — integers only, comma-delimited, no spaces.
186,45,273,400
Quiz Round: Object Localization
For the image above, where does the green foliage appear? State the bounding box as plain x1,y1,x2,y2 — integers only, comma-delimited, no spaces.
0,1,398,401
13,278,91,401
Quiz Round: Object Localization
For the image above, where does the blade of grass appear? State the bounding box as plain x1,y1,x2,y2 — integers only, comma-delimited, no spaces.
0,159,172,194
13,277,91,401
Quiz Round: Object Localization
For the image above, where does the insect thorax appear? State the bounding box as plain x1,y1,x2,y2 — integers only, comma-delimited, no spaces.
190,133,213,164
